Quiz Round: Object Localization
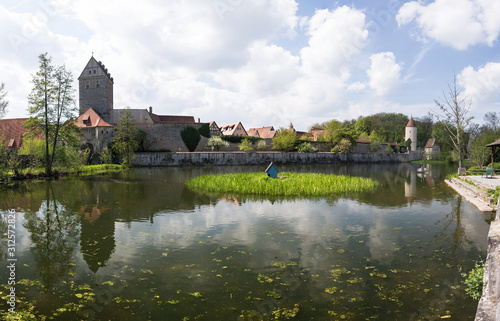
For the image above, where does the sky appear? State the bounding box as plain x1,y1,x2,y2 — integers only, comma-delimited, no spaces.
1,0,500,131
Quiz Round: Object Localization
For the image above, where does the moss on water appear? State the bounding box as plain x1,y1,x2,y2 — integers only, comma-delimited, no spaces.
185,172,380,197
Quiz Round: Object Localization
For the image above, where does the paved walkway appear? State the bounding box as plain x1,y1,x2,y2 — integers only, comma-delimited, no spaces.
466,175,500,190
445,175,498,212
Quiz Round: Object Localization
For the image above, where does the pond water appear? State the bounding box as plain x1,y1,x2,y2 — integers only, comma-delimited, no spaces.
0,163,494,320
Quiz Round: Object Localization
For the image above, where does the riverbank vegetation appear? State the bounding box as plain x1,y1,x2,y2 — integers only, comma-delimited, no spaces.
186,172,380,197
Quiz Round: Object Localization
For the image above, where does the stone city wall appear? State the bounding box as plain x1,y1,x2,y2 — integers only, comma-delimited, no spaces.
134,151,422,167
475,199,500,321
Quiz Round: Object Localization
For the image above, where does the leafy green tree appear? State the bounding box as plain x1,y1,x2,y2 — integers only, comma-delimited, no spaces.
25,53,79,176
415,115,434,149
112,108,139,165
431,75,474,168
402,138,412,151
239,138,253,151
180,125,201,152
198,123,210,138
385,144,394,153
207,136,228,151
355,116,372,136
0,82,8,119
272,128,298,151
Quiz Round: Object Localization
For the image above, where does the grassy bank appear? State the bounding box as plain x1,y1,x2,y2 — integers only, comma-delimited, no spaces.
1,164,126,184
185,172,380,197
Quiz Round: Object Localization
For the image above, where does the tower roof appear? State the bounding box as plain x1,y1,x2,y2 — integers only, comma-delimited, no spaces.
78,56,114,83
406,116,416,128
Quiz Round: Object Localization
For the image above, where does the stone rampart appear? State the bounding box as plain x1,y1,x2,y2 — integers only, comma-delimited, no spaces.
134,151,422,167
475,199,500,321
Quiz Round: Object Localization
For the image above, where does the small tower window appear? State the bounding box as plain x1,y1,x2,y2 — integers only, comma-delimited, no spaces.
96,81,100,88
85,81,90,90
94,70,96,74
88,70,91,75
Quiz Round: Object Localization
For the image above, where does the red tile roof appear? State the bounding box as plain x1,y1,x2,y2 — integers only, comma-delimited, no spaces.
406,116,416,128
76,108,112,128
0,118,29,149
150,114,195,124
424,138,439,149
248,126,276,139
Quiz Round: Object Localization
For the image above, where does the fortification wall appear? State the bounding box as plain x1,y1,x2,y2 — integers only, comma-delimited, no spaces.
134,151,422,167
475,200,500,321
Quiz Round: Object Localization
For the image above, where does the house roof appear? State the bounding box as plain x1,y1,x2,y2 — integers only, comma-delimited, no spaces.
406,116,416,128
0,118,29,149
76,108,113,128
150,114,195,124
424,138,439,149
248,126,276,139
78,56,114,83
247,128,259,137
219,122,247,135
486,138,500,147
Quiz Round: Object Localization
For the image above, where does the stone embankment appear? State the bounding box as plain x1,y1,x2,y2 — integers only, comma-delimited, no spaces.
134,151,422,167
475,199,500,321
446,178,496,212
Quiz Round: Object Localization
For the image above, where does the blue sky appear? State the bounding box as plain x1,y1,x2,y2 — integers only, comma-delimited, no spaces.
1,0,499,131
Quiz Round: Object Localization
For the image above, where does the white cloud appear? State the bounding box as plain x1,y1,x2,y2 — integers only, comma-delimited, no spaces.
367,52,402,97
301,6,368,75
459,62,500,104
396,0,500,50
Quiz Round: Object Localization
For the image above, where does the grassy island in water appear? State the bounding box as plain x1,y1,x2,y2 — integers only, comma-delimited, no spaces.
185,172,380,197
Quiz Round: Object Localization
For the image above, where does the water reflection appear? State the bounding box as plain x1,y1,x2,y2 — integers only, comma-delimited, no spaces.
0,164,493,320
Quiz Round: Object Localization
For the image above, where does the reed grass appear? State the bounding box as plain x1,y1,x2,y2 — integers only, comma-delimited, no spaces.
185,172,380,197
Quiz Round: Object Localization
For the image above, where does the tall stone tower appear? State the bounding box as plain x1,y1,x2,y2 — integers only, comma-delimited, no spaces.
405,116,417,151
78,56,114,122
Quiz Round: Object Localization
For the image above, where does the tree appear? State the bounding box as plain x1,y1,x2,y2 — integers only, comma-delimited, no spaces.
26,53,79,176
0,82,8,119
180,126,201,152
112,108,139,165
272,128,298,151
484,112,499,132
431,75,474,169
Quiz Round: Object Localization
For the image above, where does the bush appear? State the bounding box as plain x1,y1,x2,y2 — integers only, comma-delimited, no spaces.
385,144,394,153
297,142,317,153
198,123,210,138
462,261,485,301
181,126,201,152
100,147,113,164
207,136,228,151
370,142,382,152
239,138,253,151
221,135,261,144
335,138,352,154
256,140,267,150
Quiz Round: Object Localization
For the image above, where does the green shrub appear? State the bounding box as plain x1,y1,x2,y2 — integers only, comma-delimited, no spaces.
181,126,201,152
370,142,382,152
462,261,485,301
239,138,253,151
385,144,394,153
198,123,210,138
207,136,228,151
256,140,267,150
221,135,261,144
272,129,298,151
297,142,317,153
100,147,113,164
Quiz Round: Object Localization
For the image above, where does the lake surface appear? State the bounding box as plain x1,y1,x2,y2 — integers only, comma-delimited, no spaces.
0,163,494,320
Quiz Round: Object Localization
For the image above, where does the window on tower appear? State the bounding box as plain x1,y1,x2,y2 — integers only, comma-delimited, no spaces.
96,81,100,88
88,70,91,75
85,81,90,90
94,70,96,74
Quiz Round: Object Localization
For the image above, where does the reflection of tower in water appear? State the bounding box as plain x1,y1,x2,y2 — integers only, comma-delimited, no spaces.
405,169,417,207
79,205,115,273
